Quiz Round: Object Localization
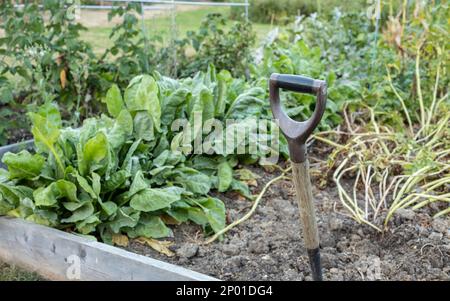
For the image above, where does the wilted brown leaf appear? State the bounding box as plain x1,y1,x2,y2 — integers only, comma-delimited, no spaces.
112,233,129,247
135,237,175,257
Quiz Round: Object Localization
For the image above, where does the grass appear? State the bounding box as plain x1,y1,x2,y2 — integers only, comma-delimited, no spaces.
0,261,43,281
80,7,283,55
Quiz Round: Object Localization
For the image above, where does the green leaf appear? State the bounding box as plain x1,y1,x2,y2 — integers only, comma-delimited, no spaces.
161,88,189,124
195,197,226,234
231,179,253,199
92,172,101,197
61,202,94,223
26,210,58,227
109,206,140,233
126,215,172,239
2,150,45,180
129,170,148,196
79,132,108,175
76,214,101,234
130,186,182,212
133,111,154,141
225,87,265,119
108,109,133,149
0,183,31,209
187,207,209,226
175,169,211,195
103,170,128,193
217,161,233,192
124,75,161,132
99,201,117,217
214,70,232,117
103,84,125,118
74,172,97,199
33,180,78,207
189,87,214,124
28,112,64,176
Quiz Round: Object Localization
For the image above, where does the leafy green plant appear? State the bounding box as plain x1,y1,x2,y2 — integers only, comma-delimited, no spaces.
100,3,159,88
0,67,280,242
230,0,367,24
0,1,106,132
313,1,450,230
163,13,256,78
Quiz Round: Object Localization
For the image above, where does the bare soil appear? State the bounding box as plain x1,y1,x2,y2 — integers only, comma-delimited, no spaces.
127,163,450,281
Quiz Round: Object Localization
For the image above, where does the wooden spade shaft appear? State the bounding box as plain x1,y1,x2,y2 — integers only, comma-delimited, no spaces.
291,160,322,281
269,73,327,281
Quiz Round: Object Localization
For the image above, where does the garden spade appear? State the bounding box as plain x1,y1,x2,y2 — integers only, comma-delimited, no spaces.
269,73,327,281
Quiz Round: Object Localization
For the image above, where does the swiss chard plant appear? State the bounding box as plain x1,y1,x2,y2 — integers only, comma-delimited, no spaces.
0,66,281,243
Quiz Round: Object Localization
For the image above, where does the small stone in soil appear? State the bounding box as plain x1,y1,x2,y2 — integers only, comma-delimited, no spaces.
395,208,415,220
321,253,338,269
428,232,443,242
320,233,337,248
176,243,199,258
222,244,240,256
431,218,449,235
329,217,343,231
248,239,269,254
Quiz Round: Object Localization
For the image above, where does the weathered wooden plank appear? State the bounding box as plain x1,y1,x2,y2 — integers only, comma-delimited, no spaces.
0,217,218,281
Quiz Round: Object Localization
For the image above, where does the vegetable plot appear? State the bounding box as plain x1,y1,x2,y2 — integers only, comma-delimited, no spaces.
0,67,276,243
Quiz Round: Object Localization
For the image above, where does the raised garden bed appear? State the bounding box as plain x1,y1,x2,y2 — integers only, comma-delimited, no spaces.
0,140,216,281
0,216,216,281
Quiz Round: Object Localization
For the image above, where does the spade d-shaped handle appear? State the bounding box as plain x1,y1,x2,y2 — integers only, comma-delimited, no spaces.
269,73,327,163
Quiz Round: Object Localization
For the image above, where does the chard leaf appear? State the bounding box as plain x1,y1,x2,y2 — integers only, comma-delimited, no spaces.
175,169,211,195
195,197,226,234
61,202,94,223
76,214,101,234
225,87,265,119
74,172,97,199
26,209,58,227
161,88,189,124
231,179,253,199
126,215,172,239
79,132,108,175
2,150,45,180
28,112,64,177
125,75,161,132
99,201,117,217
92,172,101,197
130,186,182,212
187,207,209,226
33,180,78,207
103,170,128,193
217,161,233,192
133,111,154,141
0,183,31,209
129,170,148,196
103,84,125,118
108,109,133,149
109,206,140,233
214,70,232,117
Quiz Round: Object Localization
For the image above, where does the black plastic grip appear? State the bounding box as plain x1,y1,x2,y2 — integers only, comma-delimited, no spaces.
270,73,317,95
